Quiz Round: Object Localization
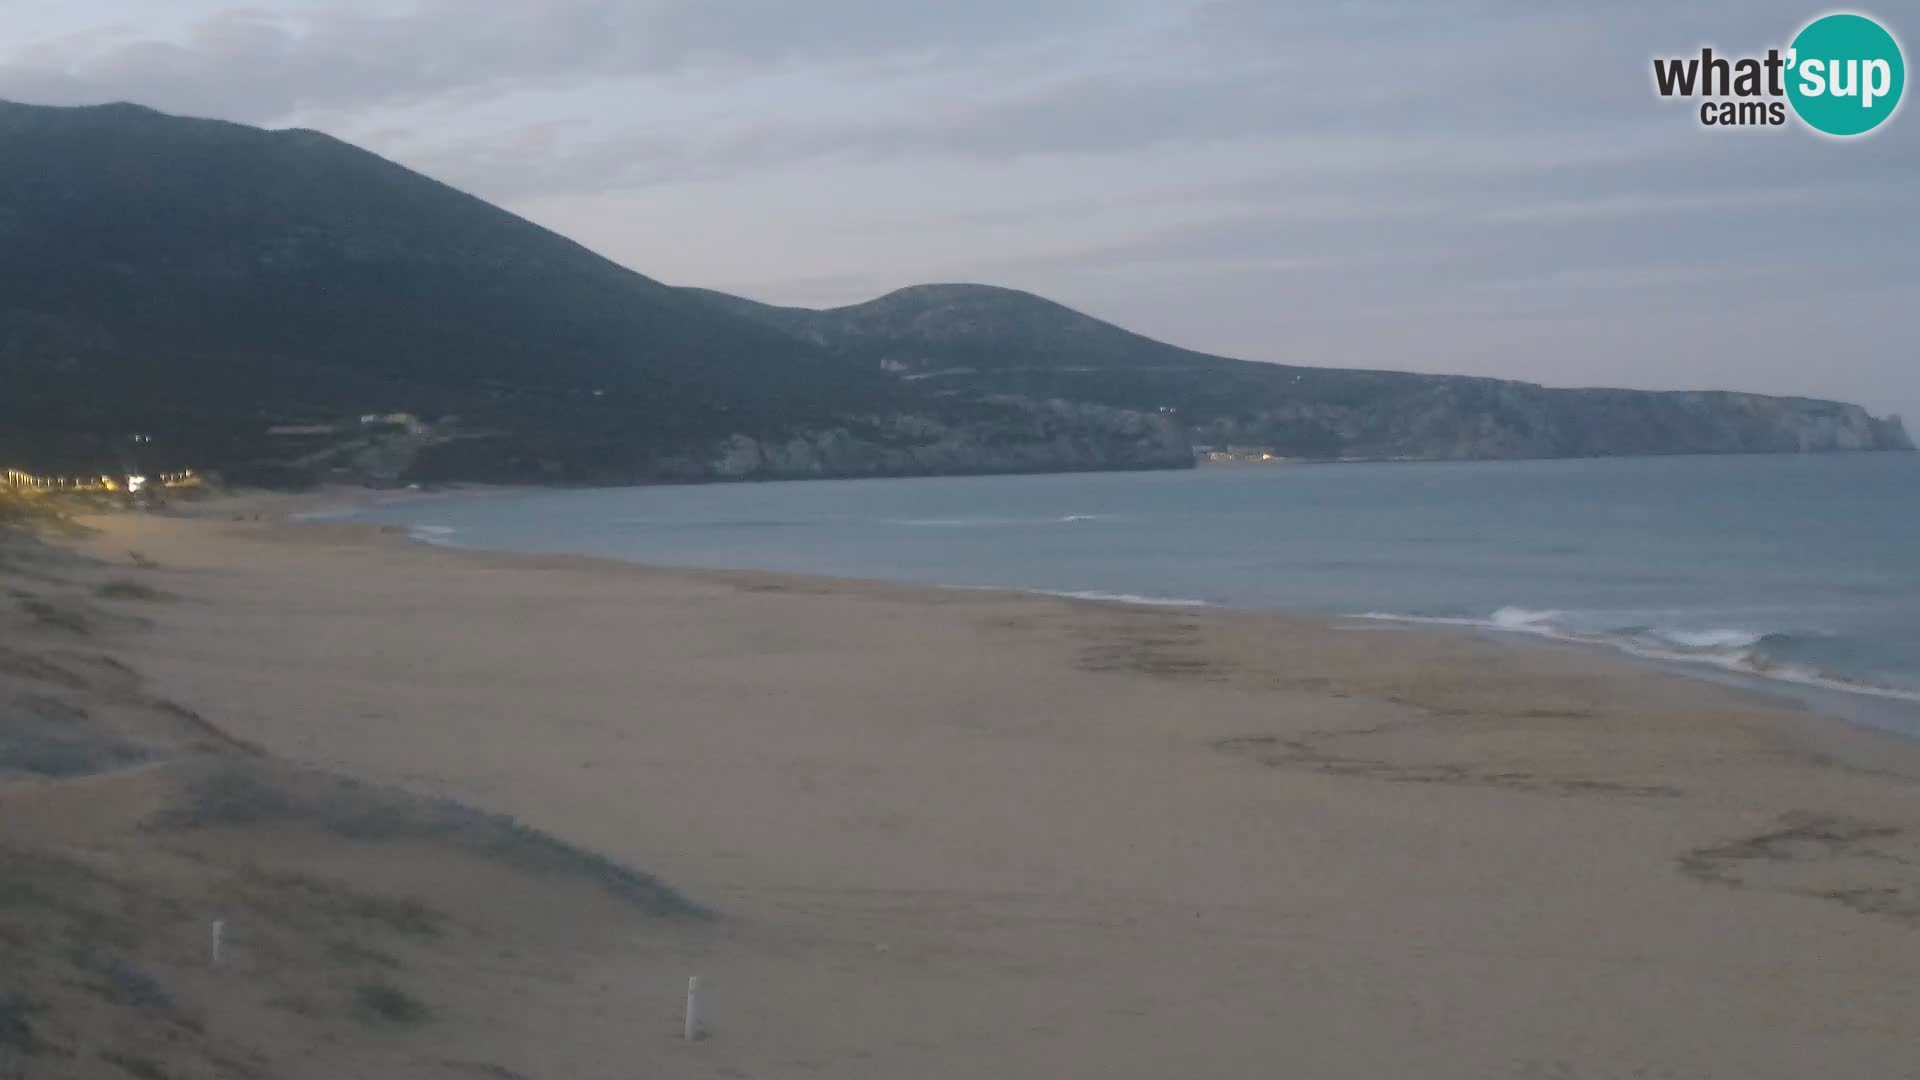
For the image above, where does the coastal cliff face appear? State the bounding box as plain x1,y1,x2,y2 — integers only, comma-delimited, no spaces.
694,400,1192,480
409,398,1193,484
693,284,1913,464
1870,414,1916,451
1191,386,1914,461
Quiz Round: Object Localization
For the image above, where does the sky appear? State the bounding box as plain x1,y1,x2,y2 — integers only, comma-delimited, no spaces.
2,0,1915,424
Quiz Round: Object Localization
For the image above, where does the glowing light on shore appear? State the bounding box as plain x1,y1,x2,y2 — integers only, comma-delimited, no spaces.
5,466,201,493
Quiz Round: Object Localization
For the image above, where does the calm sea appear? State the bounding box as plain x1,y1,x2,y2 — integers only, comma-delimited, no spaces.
344,453,1920,718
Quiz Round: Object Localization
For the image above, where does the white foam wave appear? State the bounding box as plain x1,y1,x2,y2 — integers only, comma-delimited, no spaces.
942,584,1212,607
1043,590,1212,608
1640,627,1766,650
406,524,460,547
885,514,1109,528
1489,606,1565,631
1351,609,1920,705
1352,611,1482,628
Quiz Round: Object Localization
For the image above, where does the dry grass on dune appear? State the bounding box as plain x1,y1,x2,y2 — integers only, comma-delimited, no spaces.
0,518,705,1080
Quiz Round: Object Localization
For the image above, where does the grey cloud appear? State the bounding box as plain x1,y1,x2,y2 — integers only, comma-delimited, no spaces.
0,0,1141,121
398,73,1696,206
394,0,1902,206
384,68,1273,201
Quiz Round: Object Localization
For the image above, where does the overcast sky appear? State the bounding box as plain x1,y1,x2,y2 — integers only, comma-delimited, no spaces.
3,0,1914,423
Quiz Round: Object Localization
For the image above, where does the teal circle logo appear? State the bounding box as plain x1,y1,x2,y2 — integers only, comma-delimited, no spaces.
1787,13,1905,136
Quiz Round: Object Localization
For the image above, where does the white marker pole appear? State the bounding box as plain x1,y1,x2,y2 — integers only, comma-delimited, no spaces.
684,975,701,1041
210,919,225,967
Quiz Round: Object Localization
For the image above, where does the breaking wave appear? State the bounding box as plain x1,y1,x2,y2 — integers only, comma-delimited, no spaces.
406,524,461,547
1352,607,1920,704
1040,589,1214,608
884,514,1113,528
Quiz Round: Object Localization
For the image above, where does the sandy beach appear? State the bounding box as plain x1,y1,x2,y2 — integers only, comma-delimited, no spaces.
6,495,1920,1078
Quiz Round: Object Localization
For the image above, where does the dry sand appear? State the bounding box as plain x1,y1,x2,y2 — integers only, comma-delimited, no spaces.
8,493,1920,1078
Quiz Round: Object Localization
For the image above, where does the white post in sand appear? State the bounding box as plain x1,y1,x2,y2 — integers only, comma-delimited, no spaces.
210,919,226,967
684,975,702,1041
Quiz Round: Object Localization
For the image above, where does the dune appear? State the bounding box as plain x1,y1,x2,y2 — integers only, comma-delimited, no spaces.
0,506,707,1080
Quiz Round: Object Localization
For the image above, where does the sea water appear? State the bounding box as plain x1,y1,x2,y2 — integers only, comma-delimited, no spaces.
347,453,1920,711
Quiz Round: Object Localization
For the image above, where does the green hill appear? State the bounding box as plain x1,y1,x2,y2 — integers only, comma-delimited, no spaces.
685,283,1913,460
3,102,1165,483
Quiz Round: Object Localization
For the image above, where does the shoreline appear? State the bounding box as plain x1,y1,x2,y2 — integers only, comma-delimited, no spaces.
114,491,1920,795
20,493,1920,1075
306,482,1920,738
1398,616,1920,738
